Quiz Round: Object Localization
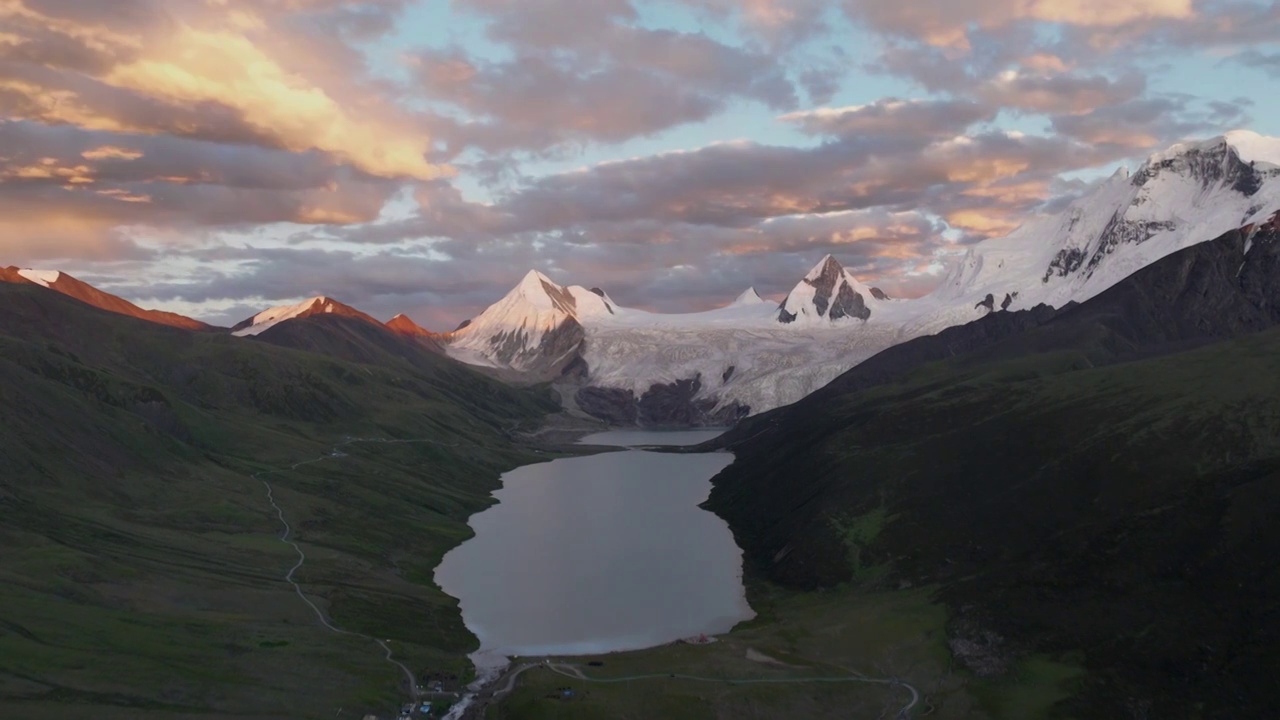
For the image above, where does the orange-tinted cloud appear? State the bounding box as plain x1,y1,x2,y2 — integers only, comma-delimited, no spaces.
0,0,446,180
845,0,1194,47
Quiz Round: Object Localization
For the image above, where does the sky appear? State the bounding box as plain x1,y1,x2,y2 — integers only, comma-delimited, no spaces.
2,0,1279,329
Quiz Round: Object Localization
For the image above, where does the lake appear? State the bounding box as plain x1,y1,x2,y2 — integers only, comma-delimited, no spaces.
433,429,754,657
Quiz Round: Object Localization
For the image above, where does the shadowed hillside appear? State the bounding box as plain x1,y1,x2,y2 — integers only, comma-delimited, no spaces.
707,219,1280,717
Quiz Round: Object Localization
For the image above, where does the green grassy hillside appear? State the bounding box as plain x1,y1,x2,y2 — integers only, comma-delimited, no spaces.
0,283,558,719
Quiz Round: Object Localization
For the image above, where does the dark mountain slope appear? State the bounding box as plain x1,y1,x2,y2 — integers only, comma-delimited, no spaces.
0,283,556,718
707,218,1280,716
252,314,447,370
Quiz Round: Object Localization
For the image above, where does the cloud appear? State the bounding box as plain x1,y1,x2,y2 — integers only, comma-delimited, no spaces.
780,98,995,138
0,120,400,255
1051,95,1251,150
844,0,1194,48
0,0,447,180
974,70,1144,115
1,0,1274,322
1234,49,1280,77
415,0,798,155
491,130,1107,234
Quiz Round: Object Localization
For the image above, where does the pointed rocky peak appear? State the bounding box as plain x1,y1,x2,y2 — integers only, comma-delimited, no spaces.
386,313,436,337
804,254,844,282
231,296,380,337
507,269,577,316
778,255,875,324
2,267,212,330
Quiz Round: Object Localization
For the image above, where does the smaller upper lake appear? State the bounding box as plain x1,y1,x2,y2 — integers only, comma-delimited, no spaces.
434,429,753,657
578,428,727,447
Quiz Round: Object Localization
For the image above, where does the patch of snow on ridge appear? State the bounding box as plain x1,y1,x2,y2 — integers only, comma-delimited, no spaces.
17,269,61,287
1222,130,1280,167
232,297,327,337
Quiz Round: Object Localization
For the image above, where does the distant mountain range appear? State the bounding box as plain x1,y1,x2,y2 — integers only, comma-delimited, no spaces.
438,130,1280,423
7,131,1280,425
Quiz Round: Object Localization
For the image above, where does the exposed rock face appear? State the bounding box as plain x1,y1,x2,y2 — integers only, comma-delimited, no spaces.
777,255,875,324
454,319,472,331
947,615,1012,678
559,354,589,381
807,257,843,317
575,374,750,427
722,365,736,383
829,281,871,321
870,287,890,300
1000,293,1014,311
575,386,637,425
489,315,585,374
975,293,995,312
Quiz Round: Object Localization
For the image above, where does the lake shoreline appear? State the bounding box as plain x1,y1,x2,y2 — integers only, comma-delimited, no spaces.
436,429,753,661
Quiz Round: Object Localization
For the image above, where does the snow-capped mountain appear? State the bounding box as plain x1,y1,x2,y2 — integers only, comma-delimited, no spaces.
447,270,615,374
230,296,381,337
1,266,213,330
777,255,890,324
921,130,1280,334
444,131,1280,424
445,257,917,423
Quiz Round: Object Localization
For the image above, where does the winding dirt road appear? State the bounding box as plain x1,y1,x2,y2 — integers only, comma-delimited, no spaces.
255,436,463,708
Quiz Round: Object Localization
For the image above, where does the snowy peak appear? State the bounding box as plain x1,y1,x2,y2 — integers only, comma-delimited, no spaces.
732,287,767,306
446,270,615,372
1131,133,1268,195
1223,130,1280,167
2,266,212,331
230,296,381,337
778,255,878,324
512,269,577,314
933,130,1280,316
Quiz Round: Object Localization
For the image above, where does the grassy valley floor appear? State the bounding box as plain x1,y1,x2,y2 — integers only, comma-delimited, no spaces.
487,582,1083,720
